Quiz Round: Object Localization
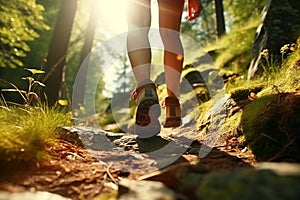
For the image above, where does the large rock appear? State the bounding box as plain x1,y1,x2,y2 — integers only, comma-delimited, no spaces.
241,92,300,161
196,164,300,200
248,0,300,79
140,162,300,200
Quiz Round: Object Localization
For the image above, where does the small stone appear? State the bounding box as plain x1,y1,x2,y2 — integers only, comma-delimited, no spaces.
118,178,179,200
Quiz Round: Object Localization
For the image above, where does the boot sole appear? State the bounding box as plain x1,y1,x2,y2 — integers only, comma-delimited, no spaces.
135,98,161,126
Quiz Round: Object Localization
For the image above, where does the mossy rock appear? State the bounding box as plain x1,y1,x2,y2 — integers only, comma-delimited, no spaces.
241,92,300,161
196,168,300,200
229,85,263,101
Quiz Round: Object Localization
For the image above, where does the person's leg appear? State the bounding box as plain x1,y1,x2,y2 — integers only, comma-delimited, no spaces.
127,0,151,84
157,0,185,97
127,0,160,136
158,0,185,127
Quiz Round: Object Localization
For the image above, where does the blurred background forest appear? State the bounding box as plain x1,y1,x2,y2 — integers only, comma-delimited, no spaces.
0,0,299,131
0,0,269,110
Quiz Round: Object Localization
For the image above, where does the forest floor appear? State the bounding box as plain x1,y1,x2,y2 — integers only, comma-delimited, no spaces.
0,124,257,200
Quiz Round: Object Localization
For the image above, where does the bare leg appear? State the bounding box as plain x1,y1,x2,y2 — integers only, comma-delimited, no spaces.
127,0,161,136
158,0,185,97
127,0,151,84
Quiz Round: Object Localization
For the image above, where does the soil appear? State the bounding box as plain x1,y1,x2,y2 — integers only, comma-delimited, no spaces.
0,124,256,200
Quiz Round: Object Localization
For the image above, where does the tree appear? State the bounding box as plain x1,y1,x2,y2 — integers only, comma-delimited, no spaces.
113,55,134,94
248,0,300,79
0,0,49,69
181,0,267,43
73,0,100,109
21,0,61,69
44,0,78,106
214,0,226,38
181,0,224,43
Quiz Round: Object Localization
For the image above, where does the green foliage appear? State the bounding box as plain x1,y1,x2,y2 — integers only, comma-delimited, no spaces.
206,18,260,75
227,39,300,95
20,0,61,69
0,105,73,163
224,0,267,28
181,0,267,44
181,0,216,43
0,68,46,105
0,64,73,165
0,0,49,68
63,0,111,113
219,44,300,160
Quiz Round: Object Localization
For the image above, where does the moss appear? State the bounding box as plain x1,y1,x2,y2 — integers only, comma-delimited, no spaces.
229,85,263,101
222,110,242,136
196,168,300,200
241,94,281,160
241,92,300,161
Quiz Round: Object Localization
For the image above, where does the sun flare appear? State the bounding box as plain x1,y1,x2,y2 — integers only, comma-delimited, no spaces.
98,0,128,35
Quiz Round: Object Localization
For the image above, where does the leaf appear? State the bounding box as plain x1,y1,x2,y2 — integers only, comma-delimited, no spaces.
22,77,34,82
25,68,45,75
1,89,27,94
33,81,46,87
58,99,69,106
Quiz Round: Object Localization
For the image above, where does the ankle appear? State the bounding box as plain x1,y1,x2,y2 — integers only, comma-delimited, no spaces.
137,79,153,87
164,96,180,105
164,96,181,128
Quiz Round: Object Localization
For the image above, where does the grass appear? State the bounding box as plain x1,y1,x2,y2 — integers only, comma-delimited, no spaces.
204,40,300,160
226,46,300,97
206,18,259,75
0,105,73,164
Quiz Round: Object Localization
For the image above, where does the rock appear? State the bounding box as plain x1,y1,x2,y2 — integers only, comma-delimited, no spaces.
57,126,125,151
0,191,70,200
56,126,199,171
196,165,300,200
248,0,300,79
140,163,210,199
241,92,300,161
138,162,300,200
118,178,181,200
256,162,300,176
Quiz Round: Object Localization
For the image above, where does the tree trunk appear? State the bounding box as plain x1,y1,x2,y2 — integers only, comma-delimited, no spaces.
248,0,300,79
215,0,226,38
44,0,78,106
73,0,100,109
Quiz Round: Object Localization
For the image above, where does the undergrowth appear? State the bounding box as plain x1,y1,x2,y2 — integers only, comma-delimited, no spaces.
199,38,300,160
206,18,259,76
0,67,73,166
0,105,72,164
226,41,300,97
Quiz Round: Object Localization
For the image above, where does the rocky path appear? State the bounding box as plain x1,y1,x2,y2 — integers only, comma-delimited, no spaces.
1,123,300,200
0,124,260,199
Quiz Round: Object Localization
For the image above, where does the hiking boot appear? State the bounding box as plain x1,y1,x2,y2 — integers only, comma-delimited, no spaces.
130,79,161,137
163,96,181,128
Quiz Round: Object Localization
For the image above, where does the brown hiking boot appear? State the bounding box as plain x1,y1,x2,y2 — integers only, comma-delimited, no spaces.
163,96,181,128
130,79,161,137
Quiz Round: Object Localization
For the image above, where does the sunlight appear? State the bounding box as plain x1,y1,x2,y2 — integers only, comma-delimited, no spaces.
98,0,128,36
98,0,160,36
97,0,160,98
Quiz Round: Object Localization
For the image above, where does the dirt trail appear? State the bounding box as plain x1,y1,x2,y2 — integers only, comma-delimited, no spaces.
0,125,256,199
